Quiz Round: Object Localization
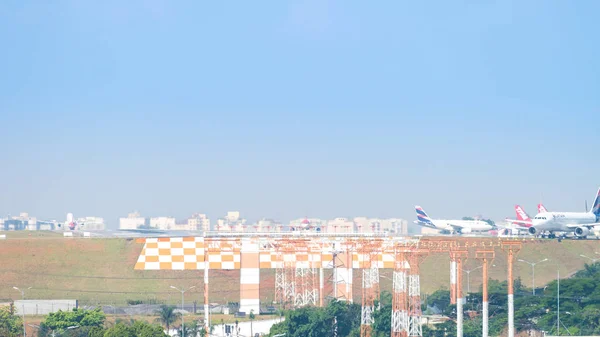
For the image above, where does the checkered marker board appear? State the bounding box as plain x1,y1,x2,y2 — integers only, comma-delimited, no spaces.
134,237,240,270
134,237,397,270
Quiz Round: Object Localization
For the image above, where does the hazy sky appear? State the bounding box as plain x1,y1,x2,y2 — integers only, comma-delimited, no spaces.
1,1,599,228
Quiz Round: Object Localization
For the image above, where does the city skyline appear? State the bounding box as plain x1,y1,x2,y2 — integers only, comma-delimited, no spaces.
1,2,600,226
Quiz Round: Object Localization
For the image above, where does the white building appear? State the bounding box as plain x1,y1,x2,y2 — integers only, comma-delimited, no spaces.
327,218,355,233
119,212,147,230
354,217,408,235
216,211,247,232
289,218,326,232
187,213,210,231
249,218,283,232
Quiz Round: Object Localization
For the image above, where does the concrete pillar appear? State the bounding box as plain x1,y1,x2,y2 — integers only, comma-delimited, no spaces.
456,257,463,337
482,257,489,337
240,238,260,314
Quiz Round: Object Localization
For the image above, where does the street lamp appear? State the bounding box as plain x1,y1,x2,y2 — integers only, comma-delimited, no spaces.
170,286,196,337
462,266,482,294
518,258,548,295
13,286,31,337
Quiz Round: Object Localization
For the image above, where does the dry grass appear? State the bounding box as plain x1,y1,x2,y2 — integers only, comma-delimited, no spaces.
1,234,598,306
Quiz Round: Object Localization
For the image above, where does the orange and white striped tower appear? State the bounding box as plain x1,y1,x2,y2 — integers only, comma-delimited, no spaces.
502,241,522,337
451,249,468,337
450,255,457,305
407,251,426,337
274,249,285,306
334,242,354,302
319,267,324,307
360,240,381,337
456,255,464,337
476,250,495,337
239,238,260,314
391,248,408,337
203,245,210,333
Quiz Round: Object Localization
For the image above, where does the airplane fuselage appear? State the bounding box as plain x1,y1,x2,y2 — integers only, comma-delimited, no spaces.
531,212,597,232
431,219,493,232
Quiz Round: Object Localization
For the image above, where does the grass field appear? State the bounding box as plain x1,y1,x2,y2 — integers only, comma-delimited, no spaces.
1,233,599,307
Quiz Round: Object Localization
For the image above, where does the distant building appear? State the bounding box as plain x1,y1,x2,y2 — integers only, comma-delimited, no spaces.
216,211,247,232
251,218,281,232
327,218,355,233
119,212,147,230
187,213,210,231
351,217,408,235
289,218,326,232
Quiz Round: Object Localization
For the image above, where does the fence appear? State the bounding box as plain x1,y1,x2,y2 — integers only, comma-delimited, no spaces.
14,300,78,315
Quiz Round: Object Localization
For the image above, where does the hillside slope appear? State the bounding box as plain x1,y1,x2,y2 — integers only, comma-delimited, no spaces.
0,234,597,305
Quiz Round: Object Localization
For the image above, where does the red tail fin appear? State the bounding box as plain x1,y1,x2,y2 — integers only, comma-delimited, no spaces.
538,203,548,213
515,205,530,221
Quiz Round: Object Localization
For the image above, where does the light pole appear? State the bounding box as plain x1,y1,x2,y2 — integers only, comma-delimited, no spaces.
170,285,196,337
13,286,31,337
462,266,482,294
580,254,600,263
518,258,548,295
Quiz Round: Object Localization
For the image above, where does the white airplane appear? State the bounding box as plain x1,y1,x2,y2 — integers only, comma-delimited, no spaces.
414,206,494,234
527,187,600,239
500,204,549,234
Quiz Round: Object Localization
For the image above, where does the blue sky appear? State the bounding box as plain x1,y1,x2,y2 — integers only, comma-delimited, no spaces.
1,1,599,227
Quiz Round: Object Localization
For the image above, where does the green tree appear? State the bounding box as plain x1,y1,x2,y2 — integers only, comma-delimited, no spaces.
131,321,168,337
103,323,135,337
39,308,105,336
154,305,179,333
102,321,167,337
0,305,23,337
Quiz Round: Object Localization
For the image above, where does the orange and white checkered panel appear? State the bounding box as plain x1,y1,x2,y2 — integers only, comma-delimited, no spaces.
135,237,206,270
135,237,394,270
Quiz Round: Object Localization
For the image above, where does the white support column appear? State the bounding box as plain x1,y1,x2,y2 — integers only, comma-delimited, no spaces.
483,301,489,337
450,260,457,305
508,294,514,337
319,267,324,307
204,263,210,332
457,297,463,337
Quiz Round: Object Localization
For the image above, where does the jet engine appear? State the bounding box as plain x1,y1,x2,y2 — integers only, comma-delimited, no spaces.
575,227,590,237
528,227,537,235
459,227,472,234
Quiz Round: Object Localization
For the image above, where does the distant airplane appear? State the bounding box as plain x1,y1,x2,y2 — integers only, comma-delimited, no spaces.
502,204,548,233
528,187,600,239
35,213,83,231
414,206,494,234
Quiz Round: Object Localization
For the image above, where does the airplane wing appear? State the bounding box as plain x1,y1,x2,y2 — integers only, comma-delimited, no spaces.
565,224,600,228
504,218,532,225
447,223,465,231
497,222,530,231
413,220,438,229
36,220,57,224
